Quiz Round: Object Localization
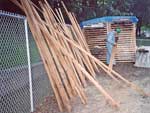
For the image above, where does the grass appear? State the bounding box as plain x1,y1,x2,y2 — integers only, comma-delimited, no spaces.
136,39,150,46
1,32,41,70
1,31,150,70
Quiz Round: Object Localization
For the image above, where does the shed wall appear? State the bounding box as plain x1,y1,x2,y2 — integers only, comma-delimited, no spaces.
83,22,136,62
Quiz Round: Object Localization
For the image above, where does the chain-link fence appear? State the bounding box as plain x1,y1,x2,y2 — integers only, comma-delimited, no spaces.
0,11,53,113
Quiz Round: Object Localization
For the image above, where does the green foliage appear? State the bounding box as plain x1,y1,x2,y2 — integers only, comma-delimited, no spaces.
53,0,150,26
141,26,150,31
48,0,150,35
132,0,150,25
62,0,136,21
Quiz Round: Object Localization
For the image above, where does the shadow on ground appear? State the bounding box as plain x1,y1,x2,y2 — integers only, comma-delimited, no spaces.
33,63,150,113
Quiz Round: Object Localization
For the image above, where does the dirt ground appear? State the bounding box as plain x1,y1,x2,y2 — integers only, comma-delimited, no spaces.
33,63,150,113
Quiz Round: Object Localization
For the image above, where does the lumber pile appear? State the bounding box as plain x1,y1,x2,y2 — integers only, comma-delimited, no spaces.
83,22,136,62
10,0,148,112
83,26,107,61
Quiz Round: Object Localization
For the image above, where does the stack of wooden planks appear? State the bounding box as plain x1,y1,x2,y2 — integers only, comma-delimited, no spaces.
111,22,136,62
83,26,107,61
10,0,148,112
83,22,136,62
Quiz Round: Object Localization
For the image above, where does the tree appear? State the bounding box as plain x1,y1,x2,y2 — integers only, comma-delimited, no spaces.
132,0,150,36
48,0,150,34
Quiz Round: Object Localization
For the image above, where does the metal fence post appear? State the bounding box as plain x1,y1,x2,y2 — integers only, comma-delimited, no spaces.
24,19,34,112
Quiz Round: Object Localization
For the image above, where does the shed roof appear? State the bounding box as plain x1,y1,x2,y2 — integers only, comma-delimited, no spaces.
80,16,138,28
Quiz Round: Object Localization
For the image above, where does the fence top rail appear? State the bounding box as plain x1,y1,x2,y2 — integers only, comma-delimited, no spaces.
0,10,26,19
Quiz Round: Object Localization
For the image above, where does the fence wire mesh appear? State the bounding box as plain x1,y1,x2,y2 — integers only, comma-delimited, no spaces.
0,11,52,113
28,31,52,108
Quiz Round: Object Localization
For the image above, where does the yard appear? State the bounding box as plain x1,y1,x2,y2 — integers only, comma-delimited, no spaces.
1,1,150,113
33,63,150,113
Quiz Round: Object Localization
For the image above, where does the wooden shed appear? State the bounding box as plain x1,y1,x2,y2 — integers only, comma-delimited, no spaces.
81,16,138,62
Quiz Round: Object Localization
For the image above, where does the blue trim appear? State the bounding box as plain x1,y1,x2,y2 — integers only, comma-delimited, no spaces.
80,16,138,28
